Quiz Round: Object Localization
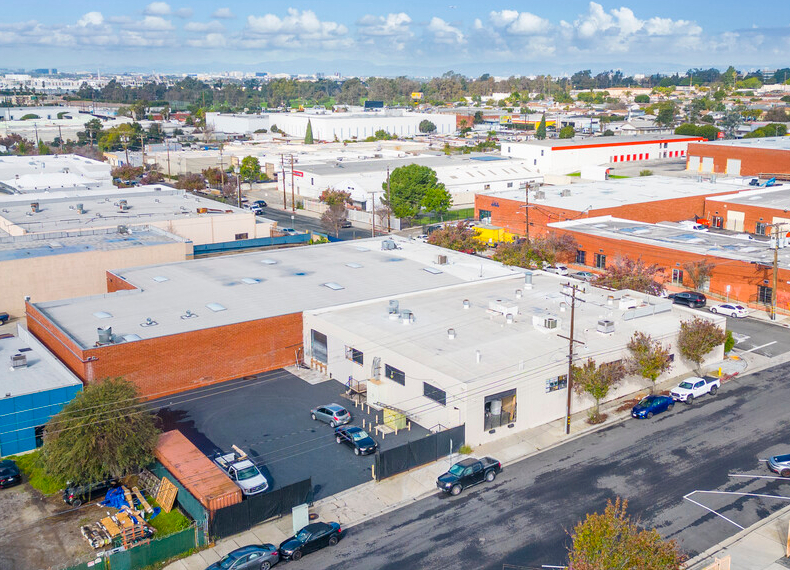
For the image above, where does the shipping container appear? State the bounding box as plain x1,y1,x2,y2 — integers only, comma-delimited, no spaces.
155,430,242,513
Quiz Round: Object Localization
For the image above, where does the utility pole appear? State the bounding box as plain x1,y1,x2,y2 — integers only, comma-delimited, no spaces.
281,154,287,209
57,125,63,153
166,140,171,178
369,191,380,237
219,144,225,188
290,154,296,213
558,283,585,435
140,134,145,169
386,166,391,232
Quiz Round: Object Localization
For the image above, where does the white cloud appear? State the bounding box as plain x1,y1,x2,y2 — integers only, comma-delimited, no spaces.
175,8,193,19
185,21,225,33
77,12,104,27
212,8,235,20
130,16,174,31
357,13,411,37
644,17,701,36
245,8,350,50
187,33,227,48
144,2,171,16
427,17,464,45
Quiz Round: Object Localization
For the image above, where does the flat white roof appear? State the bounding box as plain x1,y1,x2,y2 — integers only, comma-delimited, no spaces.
706,186,790,210
690,136,790,152
0,328,82,398
480,175,739,211
509,134,702,149
34,236,520,349
310,273,686,385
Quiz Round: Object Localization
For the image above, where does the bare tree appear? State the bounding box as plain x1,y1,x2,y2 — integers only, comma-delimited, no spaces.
682,260,715,291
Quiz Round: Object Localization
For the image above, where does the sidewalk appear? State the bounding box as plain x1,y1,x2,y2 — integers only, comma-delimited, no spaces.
164,352,764,570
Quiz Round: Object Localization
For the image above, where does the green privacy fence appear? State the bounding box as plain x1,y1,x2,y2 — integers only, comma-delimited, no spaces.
148,461,208,527
64,526,200,570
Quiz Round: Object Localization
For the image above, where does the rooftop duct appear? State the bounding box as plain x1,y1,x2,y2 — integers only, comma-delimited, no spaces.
97,327,114,345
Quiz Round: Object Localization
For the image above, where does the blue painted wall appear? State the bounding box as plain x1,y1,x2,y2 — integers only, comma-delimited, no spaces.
0,384,82,456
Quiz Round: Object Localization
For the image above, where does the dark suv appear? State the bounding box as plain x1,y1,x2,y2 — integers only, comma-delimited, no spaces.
668,291,706,308
63,478,118,507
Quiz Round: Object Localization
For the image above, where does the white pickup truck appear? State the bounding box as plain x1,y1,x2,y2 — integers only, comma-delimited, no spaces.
213,445,269,496
670,376,720,404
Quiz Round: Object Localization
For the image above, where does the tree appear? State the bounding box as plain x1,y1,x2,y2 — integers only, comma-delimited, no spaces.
175,173,206,191
473,111,484,124
763,108,789,123
593,256,664,295
304,119,314,144
146,123,164,143
634,94,650,103
421,186,453,218
426,222,485,252
239,156,261,187
419,119,437,134
536,114,547,139
678,316,726,373
572,359,626,422
41,378,160,483
83,118,103,147
559,126,575,139
721,110,742,138
382,164,445,220
602,129,614,136
639,169,653,176
111,164,144,181
319,189,351,237
202,166,225,188
492,234,578,268
37,140,51,155
655,104,676,127
722,66,737,89
568,498,686,570
682,260,715,291
626,332,673,393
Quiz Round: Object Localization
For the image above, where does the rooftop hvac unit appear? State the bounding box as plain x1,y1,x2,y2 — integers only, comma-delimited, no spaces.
10,353,27,369
534,190,546,200
388,300,400,319
381,239,397,251
97,327,113,345
543,317,558,329
400,309,414,325
560,188,571,197
30,202,39,213
76,203,85,214
437,254,448,265
119,199,129,211
488,299,518,317
597,319,616,334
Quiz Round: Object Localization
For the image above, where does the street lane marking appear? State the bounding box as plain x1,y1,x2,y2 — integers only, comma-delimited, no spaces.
683,492,744,529
732,333,750,344
730,473,786,480
739,341,777,354
695,490,790,501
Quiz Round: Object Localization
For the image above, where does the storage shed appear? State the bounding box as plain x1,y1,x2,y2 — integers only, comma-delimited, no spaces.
154,430,242,513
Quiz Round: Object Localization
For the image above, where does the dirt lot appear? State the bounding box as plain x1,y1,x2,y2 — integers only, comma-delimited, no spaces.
0,482,103,570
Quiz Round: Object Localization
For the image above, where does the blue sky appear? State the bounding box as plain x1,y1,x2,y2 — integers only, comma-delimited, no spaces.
2,1,790,75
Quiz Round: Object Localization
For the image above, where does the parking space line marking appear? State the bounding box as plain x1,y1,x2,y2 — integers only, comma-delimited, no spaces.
683,492,745,529
695,490,790,501
730,473,785,480
739,341,777,354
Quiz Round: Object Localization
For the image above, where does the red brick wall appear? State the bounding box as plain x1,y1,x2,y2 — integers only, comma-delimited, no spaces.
704,199,789,234
552,227,790,311
28,305,305,400
688,143,790,176
107,271,138,293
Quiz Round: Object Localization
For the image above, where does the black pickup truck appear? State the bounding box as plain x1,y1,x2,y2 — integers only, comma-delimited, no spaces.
436,457,502,495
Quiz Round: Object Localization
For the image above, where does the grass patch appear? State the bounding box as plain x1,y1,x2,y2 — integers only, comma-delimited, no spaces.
459,444,473,455
147,498,191,536
7,450,66,495
566,172,581,177
607,174,629,179
411,207,474,226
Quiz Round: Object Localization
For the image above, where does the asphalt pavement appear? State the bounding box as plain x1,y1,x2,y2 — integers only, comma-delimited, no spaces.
256,207,369,241
725,315,790,358
294,361,790,570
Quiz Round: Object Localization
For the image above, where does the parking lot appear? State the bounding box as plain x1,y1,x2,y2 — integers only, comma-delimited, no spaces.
151,369,430,500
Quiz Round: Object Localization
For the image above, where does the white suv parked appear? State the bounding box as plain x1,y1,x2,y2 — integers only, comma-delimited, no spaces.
670,376,720,404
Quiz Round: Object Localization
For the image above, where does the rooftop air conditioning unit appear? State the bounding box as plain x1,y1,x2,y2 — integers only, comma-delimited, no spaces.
543,317,558,329
117,225,129,234
437,254,448,265
119,199,129,211
560,189,571,197
597,319,615,334
534,190,546,199
10,353,27,369
76,203,85,214
381,239,397,251
400,309,415,325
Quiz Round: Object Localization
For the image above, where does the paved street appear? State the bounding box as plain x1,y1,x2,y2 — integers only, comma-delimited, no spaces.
257,207,373,241
291,361,790,570
726,315,790,357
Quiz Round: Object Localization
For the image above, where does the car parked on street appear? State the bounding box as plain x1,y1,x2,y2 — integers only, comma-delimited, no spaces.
0,459,21,488
670,376,720,404
62,478,118,507
667,291,707,308
311,403,351,427
631,395,674,419
709,303,748,318
437,457,502,495
252,200,268,208
571,271,595,281
340,219,352,228
543,264,569,276
279,522,344,561
768,453,790,477
0,312,9,325
334,425,377,456
206,544,280,570
279,227,298,235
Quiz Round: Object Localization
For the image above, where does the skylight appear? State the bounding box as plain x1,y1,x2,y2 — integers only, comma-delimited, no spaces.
206,303,227,312
122,334,141,342
346,262,363,269
152,276,169,282
260,259,277,265
423,267,443,274
241,278,260,284
323,282,344,290
93,311,112,319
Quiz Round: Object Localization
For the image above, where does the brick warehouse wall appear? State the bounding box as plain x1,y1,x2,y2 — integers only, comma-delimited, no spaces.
107,271,138,292
687,143,790,176
551,227,790,312
27,303,304,399
475,191,736,238
704,199,790,235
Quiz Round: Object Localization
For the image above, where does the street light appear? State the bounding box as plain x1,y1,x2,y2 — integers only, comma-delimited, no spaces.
234,165,242,208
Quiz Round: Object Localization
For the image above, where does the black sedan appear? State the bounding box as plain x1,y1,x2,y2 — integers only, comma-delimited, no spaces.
334,426,378,456
0,459,21,488
206,544,280,570
279,522,343,561
252,200,268,208
667,291,706,308
631,395,674,419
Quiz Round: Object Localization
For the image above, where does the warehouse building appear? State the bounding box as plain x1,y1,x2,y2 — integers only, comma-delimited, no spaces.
501,135,704,174
0,154,112,193
304,272,723,445
475,176,741,237
687,137,790,177
704,186,790,233
0,326,83,456
27,238,518,399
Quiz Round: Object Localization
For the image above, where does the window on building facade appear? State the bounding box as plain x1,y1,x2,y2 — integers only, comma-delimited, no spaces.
385,364,405,385
755,222,768,236
594,253,606,269
507,182,513,188
423,382,446,406
479,209,492,223
712,216,723,229
311,330,328,364
546,375,568,393
235,233,249,240
575,250,586,265
672,269,684,285
345,346,363,365
484,389,516,430
758,285,773,305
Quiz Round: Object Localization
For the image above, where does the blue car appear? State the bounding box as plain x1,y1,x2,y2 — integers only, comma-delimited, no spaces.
631,395,674,419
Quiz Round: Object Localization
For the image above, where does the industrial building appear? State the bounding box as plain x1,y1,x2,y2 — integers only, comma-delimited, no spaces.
0,154,112,193
475,176,741,237
304,272,723,445
687,137,790,177
550,216,790,313
27,237,518,399
501,135,704,174
207,109,457,140
704,186,790,233
0,326,83,456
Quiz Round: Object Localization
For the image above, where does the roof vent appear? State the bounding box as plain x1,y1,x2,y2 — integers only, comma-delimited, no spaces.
400,309,414,325
448,328,456,339
437,254,448,265
476,350,482,364
141,317,158,327
119,199,129,211
10,353,27,369
597,319,615,334
30,202,39,213
463,299,470,309
76,203,85,214
515,289,522,299
560,188,571,197
388,300,400,319
524,271,534,289
534,190,546,199
117,225,129,234
181,310,198,320
97,326,114,344
506,313,514,324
